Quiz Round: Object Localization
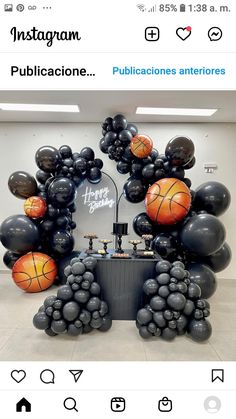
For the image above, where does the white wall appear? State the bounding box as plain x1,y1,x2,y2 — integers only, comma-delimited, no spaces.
0,122,235,279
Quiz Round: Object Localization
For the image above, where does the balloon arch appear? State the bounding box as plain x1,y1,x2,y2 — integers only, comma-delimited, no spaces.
0,114,231,342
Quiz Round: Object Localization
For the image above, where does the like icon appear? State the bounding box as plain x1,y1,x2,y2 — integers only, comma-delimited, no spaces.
176,26,192,41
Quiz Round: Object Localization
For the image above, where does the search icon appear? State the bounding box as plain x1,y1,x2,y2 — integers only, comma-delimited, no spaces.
64,397,78,412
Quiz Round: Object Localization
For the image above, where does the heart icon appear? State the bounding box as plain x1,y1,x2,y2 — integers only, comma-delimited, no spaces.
11,370,26,383
176,26,192,41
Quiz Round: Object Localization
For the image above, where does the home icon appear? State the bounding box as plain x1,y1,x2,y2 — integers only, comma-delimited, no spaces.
16,397,31,412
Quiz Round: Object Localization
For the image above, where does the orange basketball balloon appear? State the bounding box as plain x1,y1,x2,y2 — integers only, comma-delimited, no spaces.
12,252,57,293
24,196,47,219
145,178,191,225
131,134,153,158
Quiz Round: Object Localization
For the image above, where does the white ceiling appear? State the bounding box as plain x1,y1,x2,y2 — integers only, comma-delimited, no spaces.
0,90,236,123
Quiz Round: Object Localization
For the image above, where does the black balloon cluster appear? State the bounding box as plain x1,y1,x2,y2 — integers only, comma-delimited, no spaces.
100,116,195,203
33,256,112,336
136,260,212,342
1,145,103,267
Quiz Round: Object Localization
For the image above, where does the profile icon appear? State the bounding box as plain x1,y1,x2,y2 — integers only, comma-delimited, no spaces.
204,396,221,413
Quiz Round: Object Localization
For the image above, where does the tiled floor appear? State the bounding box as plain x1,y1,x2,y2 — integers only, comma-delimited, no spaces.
0,274,235,361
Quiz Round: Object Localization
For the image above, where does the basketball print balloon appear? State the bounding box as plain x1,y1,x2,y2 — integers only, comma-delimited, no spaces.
24,196,47,219
12,252,57,292
131,134,153,158
145,178,191,225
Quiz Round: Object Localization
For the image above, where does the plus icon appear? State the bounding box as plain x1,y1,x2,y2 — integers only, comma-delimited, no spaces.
145,27,160,41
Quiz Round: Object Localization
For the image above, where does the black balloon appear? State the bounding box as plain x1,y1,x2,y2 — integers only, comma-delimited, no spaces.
187,263,217,299
152,233,178,260
188,319,212,342
48,177,76,208
184,156,196,170
50,230,75,255
202,242,232,273
3,250,21,269
142,164,155,179
87,167,102,184
193,181,231,216
165,136,195,166
99,137,109,153
80,147,95,161
74,157,87,174
0,215,39,253
35,146,61,172
133,212,154,236
36,170,51,184
126,123,138,136
123,177,147,203
8,171,37,199
117,161,130,174
94,158,103,169
118,129,132,144
112,114,127,132
59,145,72,159
180,214,226,256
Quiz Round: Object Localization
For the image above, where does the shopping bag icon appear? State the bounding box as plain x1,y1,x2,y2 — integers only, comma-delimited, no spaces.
158,396,172,412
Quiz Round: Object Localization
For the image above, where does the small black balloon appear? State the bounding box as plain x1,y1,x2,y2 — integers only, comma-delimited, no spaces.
152,233,178,260
126,123,138,136
117,160,130,174
3,250,21,269
59,145,72,159
88,167,102,184
99,137,109,153
80,147,95,161
188,319,212,342
36,170,51,184
112,114,127,132
123,177,147,203
119,129,133,143
94,158,103,169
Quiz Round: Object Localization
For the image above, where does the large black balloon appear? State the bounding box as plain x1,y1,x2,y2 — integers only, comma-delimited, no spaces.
35,146,61,172
152,233,178,260
8,171,37,199
202,242,232,273
50,230,75,255
133,212,154,236
187,263,217,299
3,250,21,269
0,215,39,253
165,136,195,166
180,214,226,256
48,177,76,208
193,181,231,216
123,177,147,203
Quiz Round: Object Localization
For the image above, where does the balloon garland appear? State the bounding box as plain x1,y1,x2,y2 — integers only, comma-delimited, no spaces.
0,114,232,344
99,113,232,342
1,145,104,292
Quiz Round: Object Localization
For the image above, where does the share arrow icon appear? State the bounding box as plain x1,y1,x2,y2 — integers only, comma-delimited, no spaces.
69,370,83,383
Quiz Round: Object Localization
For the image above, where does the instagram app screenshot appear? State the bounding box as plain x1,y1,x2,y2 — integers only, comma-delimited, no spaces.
0,0,235,417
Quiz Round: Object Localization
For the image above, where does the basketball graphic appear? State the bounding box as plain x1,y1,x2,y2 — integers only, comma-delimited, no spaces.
24,196,47,219
131,134,153,158
145,178,191,225
12,252,57,293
